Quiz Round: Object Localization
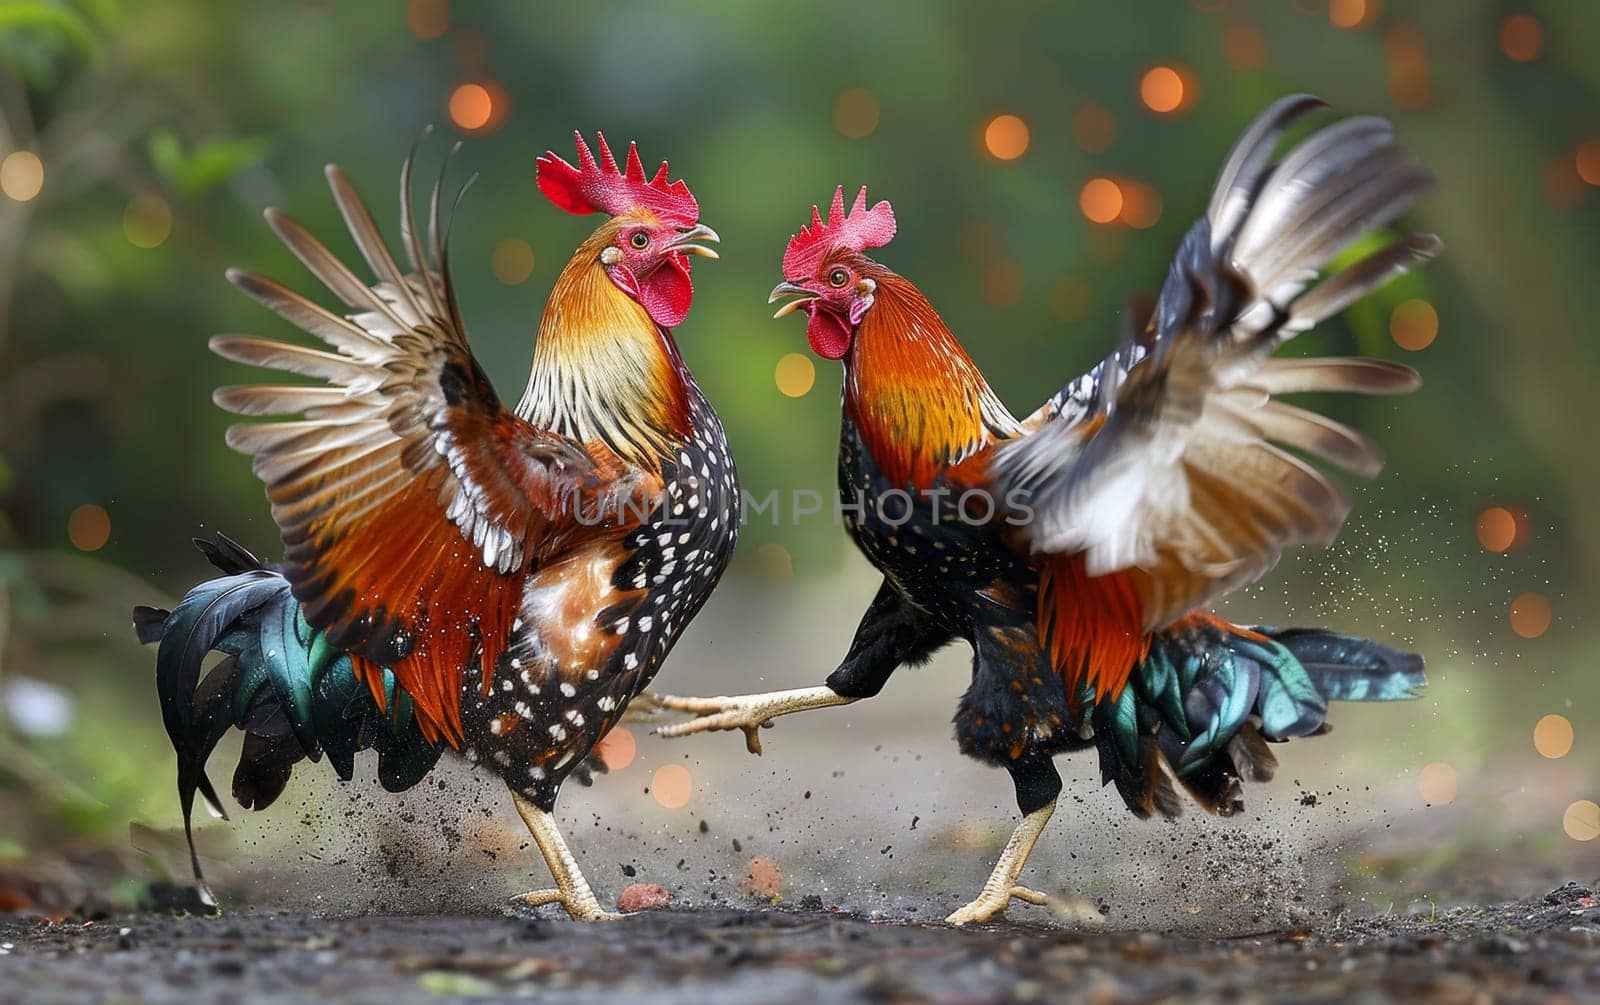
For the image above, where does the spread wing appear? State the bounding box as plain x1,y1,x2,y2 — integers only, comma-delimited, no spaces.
214,151,605,745
995,94,1440,632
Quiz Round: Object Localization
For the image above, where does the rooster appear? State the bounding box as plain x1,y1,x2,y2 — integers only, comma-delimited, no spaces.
659,96,1434,924
134,132,737,921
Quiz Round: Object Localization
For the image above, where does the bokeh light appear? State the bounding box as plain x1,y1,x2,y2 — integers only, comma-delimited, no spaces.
0,150,44,202
1575,139,1600,188
1565,800,1600,841
1329,0,1377,30
1499,14,1543,62
1509,592,1552,639
1417,761,1458,805
595,726,637,771
983,114,1030,160
1049,275,1091,322
490,238,534,285
834,89,880,139
1080,177,1123,224
1118,180,1162,229
123,195,172,249
1475,506,1528,553
1222,22,1267,71
774,352,816,397
1384,23,1432,110
748,541,793,584
982,259,1024,306
650,763,693,808
1072,103,1117,153
67,504,111,552
1389,298,1437,350
406,0,449,39
1139,66,1189,114
1533,715,1574,760
448,82,503,132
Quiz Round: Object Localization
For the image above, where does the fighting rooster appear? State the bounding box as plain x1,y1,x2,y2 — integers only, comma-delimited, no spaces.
660,96,1434,923
134,133,737,920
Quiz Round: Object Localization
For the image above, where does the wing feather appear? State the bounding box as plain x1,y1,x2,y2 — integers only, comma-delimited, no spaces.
216,149,611,744
997,98,1438,636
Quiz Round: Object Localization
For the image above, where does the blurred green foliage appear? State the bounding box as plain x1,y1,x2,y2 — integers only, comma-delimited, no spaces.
0,0,1596,896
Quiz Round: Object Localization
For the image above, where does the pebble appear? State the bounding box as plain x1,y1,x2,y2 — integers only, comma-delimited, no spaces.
616,884,671,912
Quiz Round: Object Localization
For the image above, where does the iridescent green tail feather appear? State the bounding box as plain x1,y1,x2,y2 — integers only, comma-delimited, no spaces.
1084,619,1424,819
134,534,440,898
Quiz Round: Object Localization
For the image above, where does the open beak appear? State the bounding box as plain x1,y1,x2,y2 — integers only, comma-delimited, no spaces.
670,223,721,259
768,280,817,319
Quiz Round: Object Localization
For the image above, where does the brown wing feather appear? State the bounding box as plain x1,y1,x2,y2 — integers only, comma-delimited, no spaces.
216,153,615,745
996,99,1438,637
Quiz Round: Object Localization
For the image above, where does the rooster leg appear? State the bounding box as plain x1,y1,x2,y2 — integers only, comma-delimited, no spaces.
945,799,1056,925
508,792,622,922
653,686,856,754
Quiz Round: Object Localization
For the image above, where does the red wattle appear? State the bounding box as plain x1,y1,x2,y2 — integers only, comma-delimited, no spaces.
640,252,694,329
806,309,853,360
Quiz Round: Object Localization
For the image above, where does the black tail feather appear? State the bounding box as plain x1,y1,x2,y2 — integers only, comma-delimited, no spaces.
137,534,440,900
133,605,170,645
193,532,270,576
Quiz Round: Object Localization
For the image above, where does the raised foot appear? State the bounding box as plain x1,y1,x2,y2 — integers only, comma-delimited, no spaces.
945,885,1050,926
511,888,625,922
653,694,777,754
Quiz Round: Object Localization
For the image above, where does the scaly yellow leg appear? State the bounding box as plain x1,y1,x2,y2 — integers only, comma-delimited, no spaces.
653,686,856,754
946,799,1057,925
509,791,622,922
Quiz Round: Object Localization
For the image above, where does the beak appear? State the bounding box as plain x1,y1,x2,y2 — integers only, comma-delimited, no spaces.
768,280,817,319
671,223,720,259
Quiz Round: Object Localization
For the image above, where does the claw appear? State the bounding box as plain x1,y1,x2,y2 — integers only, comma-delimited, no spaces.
654,696,772,754
654,686,855,756
511,888,625,922
945,885,1051,925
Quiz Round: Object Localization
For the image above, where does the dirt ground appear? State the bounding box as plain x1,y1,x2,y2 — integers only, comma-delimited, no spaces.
1,882,1597,1004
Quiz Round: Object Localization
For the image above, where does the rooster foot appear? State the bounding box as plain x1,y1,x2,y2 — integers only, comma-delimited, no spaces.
945,885,1050,926
511,887,624,923
653,686,854,755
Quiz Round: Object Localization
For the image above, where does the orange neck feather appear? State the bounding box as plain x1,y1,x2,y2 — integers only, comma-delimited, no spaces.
518,224,693,469
843,269,1018,489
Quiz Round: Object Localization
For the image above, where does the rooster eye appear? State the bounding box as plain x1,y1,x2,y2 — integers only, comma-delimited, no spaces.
829,268,849,288
630,231,650,249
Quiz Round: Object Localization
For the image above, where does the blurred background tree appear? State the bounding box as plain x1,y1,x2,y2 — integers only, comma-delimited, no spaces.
0,0,1595,912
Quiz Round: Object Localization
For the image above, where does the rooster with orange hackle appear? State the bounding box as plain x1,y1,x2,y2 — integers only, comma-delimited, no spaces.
660,96,1435,924
135,132,737,921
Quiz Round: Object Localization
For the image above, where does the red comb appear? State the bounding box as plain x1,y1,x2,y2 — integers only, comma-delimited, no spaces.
782,186,897,278
536,131,698,226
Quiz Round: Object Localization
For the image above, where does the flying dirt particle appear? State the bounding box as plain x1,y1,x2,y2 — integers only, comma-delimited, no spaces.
616,883,671,912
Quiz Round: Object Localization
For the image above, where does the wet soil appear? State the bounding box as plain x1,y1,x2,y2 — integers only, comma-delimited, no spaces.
2,883,1598,1003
